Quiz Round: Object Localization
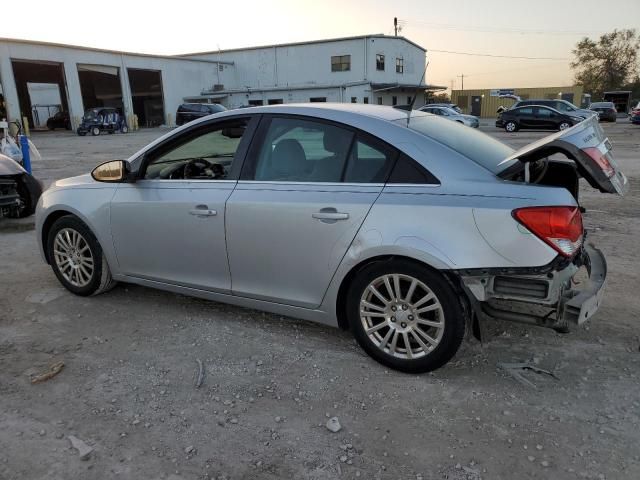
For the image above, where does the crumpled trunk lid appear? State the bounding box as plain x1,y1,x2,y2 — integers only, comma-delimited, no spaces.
497,115,628,195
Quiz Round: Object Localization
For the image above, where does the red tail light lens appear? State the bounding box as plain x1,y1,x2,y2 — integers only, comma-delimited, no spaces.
513,206,583,257
583,147,615,178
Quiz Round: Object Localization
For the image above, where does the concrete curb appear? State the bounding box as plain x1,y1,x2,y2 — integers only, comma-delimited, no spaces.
0,217,35,233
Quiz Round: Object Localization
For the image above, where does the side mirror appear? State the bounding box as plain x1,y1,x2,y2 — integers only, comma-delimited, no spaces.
91,160,133,183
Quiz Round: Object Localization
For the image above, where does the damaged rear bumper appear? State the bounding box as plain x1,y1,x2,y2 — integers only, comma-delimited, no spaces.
460,245,607,330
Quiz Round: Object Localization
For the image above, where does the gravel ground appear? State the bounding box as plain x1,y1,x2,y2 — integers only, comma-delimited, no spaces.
1,121,639,480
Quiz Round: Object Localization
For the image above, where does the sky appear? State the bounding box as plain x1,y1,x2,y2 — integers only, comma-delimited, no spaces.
3,0,639,91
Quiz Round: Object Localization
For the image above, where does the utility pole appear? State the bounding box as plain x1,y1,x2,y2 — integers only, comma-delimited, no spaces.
394,17,398,36
457,74,465,91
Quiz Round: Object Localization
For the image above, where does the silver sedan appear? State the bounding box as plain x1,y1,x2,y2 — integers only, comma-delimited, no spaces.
36,104,627,373
418,105,480,128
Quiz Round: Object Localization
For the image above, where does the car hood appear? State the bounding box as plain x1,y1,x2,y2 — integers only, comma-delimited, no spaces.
497,115,628,195
0,153,27,175
52,173,97,189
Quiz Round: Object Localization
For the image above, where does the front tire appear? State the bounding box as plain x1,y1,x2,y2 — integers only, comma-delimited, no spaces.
91,126,100,136
504,121,518,132
559,122,571,130
346,260,465,373
47,215,116,296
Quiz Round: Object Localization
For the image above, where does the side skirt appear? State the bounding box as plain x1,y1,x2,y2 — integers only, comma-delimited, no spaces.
113,274,338,328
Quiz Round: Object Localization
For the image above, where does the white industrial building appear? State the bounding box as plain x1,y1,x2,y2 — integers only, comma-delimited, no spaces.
0,34,439,130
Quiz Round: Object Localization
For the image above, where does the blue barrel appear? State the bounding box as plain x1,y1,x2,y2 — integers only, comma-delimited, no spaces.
19,135,31,174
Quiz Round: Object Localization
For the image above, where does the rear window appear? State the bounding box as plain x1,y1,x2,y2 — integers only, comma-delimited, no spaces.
590,102,613,109
398,115,514,174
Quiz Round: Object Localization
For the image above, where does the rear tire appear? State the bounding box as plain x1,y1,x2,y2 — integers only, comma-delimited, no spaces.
505,121,518,132
346,260,465,373
47,215,116,296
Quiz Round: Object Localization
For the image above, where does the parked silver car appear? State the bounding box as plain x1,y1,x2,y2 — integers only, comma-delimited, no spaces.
418,105,479,128
35,104,627,373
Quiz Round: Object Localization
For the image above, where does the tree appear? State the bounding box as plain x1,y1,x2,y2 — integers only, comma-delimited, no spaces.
571,29,639,99
426,92,451,103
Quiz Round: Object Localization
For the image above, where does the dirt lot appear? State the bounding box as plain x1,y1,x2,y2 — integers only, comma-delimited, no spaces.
1,121,639,480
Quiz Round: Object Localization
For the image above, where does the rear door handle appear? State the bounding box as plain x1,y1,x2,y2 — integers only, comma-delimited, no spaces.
189,205,217,217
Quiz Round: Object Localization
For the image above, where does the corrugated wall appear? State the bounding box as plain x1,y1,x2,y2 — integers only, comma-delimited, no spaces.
451,86,584,117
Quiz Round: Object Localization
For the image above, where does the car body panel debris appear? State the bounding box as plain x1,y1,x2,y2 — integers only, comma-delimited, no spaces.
68,435,93,460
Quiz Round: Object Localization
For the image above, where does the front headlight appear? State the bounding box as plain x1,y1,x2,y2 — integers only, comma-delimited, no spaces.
570,116,583,122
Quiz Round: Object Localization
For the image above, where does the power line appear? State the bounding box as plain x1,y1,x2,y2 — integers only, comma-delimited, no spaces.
401,19,605,36
428,49,568,61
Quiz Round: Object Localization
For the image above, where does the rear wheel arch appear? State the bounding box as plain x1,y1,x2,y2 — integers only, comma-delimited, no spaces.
335,255,461,330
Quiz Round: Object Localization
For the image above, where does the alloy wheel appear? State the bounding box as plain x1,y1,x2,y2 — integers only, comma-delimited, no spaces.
505,122,516,132
559,122,571,130
53,228,95,287
359,274,445,359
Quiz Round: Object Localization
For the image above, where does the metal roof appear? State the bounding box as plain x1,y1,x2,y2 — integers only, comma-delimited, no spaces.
177,34,427,57
0,37,234,65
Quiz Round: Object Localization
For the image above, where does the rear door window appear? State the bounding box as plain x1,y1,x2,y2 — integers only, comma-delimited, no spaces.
343,135,396,183
247,117,354,182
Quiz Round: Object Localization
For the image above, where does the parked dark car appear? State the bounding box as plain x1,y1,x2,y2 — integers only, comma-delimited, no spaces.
496,105,581,132
176,103,227,125
0,153,43,218
77,108,128,136
46,111,71,130
589,102,617,122
631,111,640,125
510,99,595,119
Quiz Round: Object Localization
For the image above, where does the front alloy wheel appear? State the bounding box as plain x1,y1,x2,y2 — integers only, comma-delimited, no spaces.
559,122,571,130
53,228,95,287
347,260,465,373
47,215,116,296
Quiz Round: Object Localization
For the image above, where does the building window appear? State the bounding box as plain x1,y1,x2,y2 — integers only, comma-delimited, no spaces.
351,97,357,103
363,97,369,104
331,55,351,72
396,57,404,74
377,97,383,105
392,96,397,106
268,99,283,105
248,100,263,106
376,54,385,71
309,97,327,102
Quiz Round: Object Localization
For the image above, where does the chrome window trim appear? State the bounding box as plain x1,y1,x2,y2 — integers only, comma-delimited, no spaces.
236,180,385,187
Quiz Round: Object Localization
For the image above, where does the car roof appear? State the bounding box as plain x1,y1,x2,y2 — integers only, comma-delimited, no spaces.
512,104,564,114
219,103,414,122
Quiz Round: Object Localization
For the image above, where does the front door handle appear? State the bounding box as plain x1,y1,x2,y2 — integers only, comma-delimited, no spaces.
312,207,349,223
189,205,217,217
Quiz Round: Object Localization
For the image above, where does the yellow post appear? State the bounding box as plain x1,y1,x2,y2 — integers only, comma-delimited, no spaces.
21,116,30,136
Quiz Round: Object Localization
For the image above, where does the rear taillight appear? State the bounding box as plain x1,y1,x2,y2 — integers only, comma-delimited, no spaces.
583,147,615,178
512,206,583,257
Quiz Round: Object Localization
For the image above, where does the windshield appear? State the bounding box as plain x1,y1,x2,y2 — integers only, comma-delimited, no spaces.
83,109,98,120
398,115,515,174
